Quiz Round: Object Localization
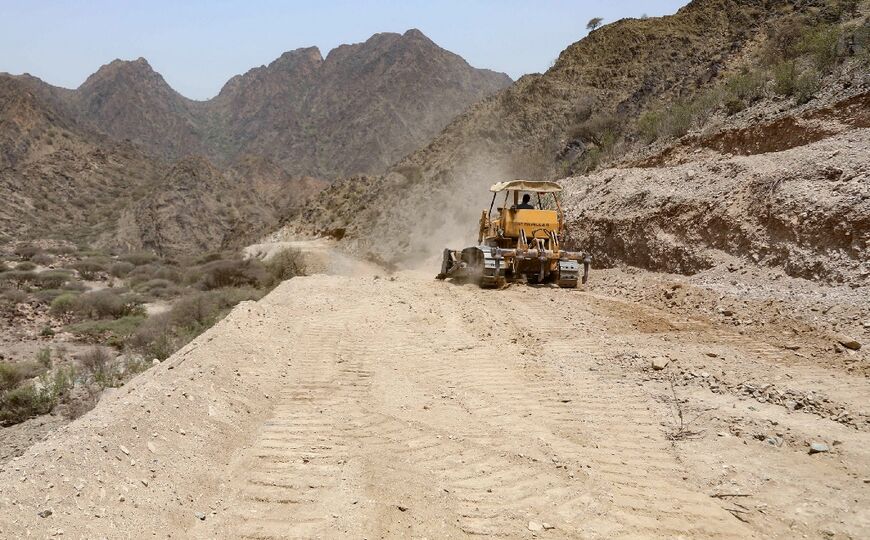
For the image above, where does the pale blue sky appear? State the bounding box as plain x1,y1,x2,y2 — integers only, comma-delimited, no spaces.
1,0,689,100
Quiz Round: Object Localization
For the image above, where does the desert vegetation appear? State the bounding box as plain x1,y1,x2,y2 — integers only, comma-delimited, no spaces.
0,241,308,425
561,5,868,175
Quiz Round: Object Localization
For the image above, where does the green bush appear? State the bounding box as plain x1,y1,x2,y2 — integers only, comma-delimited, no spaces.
38,367,75,406
34,289,66,304
637,110,664,143
16,261,37,271
725,70,767,105
50,292,79,318
0,361,45,392
772,60,798,96
36,348,52,369
798,24,843,71
1,363,28,392
126,263,183,286
794,69,821,104
67,315,146,347
0,384,53,425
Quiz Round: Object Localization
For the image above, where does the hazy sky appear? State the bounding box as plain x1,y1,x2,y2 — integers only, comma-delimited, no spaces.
1,0,689,100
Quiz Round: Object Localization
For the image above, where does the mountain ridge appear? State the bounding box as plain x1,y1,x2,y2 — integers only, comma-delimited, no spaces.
2,29,512,179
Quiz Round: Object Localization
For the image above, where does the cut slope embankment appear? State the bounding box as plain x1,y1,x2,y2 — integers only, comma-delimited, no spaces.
562,129,870,284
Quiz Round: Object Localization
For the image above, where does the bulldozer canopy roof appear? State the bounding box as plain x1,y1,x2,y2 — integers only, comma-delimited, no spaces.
489,180,562,193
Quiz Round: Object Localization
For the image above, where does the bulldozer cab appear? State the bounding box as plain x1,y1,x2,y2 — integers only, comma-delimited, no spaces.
481,180,564,245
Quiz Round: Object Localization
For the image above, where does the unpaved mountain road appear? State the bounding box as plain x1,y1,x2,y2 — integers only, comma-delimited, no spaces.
1,272,867,538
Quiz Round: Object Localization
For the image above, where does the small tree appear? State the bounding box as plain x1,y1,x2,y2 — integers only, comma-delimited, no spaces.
587,17,603,31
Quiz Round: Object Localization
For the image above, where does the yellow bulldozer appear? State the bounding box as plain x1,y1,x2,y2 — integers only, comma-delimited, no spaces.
437,180,591,288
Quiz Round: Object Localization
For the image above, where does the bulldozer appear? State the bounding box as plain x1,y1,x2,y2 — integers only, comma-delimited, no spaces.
437,180,591,288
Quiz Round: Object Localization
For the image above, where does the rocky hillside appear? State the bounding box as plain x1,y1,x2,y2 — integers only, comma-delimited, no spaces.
0,75,319,253
0,76,168,245
277,0,869,276
1,29,509,253
109,156,327,256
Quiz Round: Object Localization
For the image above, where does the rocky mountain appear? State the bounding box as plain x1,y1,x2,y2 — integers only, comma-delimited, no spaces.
277,0,870,277
7,29,510,179
73,58,206,159
209,30,512,177
1,29,510,253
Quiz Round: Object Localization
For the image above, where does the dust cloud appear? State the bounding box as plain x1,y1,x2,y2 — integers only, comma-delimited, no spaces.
391,149,527,271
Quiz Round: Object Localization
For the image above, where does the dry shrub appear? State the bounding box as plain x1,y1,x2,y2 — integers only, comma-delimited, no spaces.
121,252,159,266
195,259,267,290
14,245,41,260
127,263,183,287
34,270,74,289
567,112,620,147
129,287,262,360
47,245,77,255
16,261,37,271
79,347,113,382
72,260,106,280
127,314,175,360
30,253,54,266
1,288,28,306
0,270,36,289
136,278,181,299
265,248,306,286
72,289,140,320
108,261,135,278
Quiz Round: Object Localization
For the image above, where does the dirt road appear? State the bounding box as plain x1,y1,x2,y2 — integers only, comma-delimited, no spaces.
0,271,867,538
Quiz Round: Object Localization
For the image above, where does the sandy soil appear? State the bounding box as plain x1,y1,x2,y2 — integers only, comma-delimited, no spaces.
0,263,867,538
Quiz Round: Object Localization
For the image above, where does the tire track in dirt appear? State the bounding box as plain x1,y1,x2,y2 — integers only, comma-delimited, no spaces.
0,275,762,539
196,302,377,539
